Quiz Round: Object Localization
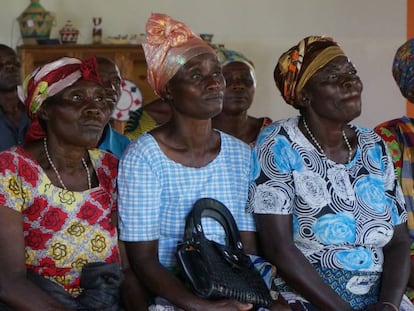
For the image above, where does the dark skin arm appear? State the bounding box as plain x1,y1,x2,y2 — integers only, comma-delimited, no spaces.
111,212,149,311
118,241,150,311
240,231,259,255
241,231,291,311
376,223,410,308
256,214,354,311
124,240,253,311
125,230,289,311
0,206,71,311
409,260,414,288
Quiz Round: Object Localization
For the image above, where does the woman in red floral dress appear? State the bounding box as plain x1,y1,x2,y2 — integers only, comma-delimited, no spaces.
0,57,146,310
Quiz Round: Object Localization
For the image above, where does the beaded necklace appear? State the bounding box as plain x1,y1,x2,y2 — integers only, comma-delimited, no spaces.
302,117,353,163
43,137,91,190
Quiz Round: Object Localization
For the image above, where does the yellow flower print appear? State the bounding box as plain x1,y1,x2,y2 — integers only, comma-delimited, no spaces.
47,237,75,265
1,176,32,212
91,234,107,253
54,274,67,286
69,287,82,296
58,190,76,205
67,222,86,237
72,257,88,271
52,274,75,292
25,249,36,265
8,176,24,195
51,242,68,261
47,189,83,212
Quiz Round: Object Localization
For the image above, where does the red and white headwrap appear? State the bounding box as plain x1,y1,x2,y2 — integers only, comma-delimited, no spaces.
18,56,102,143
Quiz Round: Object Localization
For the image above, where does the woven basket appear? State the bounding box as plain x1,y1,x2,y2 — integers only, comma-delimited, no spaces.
17,0,54,39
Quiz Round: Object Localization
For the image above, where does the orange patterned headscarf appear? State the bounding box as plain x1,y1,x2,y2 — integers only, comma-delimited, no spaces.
142,13,215,97
274,36,345,107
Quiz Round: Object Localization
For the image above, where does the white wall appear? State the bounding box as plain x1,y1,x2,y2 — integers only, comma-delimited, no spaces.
1,0,407,128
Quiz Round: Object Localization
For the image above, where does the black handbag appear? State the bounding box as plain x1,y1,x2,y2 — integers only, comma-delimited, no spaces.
176,198,273,308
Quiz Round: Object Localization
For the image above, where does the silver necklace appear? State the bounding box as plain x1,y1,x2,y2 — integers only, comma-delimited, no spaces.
302,117,353,163
43,137,92,190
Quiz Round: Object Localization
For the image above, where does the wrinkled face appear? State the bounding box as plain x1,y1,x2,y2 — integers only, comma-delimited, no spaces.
0,48,21,91
166,53,225,120
97,60,122,104
41,80,113,148
302,56,363,123
222,62,255,115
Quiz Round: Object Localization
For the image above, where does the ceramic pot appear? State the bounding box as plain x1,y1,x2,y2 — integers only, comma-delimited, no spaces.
59,20,79,44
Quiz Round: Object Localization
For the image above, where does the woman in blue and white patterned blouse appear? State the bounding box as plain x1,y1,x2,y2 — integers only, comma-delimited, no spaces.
248,36,412,311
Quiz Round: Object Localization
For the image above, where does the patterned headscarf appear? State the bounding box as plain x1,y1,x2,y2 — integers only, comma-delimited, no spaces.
142,13,215,98
274,36,345,106
214,46,256,85
18,56,102,143
392,38,414,99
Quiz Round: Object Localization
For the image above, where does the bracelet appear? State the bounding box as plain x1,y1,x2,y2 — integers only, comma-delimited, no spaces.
381,302,399,311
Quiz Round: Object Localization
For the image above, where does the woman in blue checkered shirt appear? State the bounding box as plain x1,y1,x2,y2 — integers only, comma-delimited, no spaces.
117,13,289,311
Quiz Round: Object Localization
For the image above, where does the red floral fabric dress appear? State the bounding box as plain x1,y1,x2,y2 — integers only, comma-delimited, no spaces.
0,146,120,296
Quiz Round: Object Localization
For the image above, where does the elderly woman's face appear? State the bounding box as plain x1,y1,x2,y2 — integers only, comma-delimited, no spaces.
222,62,255,115
167,53,225,119
43,80,113,148
303,56,363,122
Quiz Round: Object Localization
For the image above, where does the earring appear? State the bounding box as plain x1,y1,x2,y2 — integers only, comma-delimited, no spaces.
302,96,310,104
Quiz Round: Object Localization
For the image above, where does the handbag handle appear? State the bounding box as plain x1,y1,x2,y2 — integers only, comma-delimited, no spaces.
184,198,244,251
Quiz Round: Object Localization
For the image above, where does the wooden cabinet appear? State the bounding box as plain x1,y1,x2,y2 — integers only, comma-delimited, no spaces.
17,44,158,133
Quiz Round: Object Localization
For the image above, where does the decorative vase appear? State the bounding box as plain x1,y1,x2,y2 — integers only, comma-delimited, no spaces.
17,0,54,41
59,20,79,44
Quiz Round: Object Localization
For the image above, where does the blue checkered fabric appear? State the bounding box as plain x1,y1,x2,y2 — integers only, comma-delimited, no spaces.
118,131,255,268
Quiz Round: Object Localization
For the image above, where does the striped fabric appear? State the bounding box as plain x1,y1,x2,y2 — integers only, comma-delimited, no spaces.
375,116,414,303
374,116,414,237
